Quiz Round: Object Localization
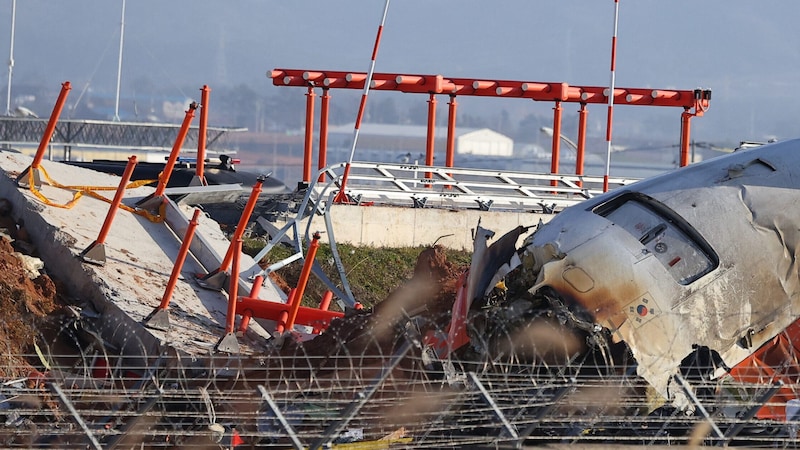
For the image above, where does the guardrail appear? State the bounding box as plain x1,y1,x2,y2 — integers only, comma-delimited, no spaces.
314,161,640,213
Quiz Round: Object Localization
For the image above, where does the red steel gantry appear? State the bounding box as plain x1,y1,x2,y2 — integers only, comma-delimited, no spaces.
269,68,711,186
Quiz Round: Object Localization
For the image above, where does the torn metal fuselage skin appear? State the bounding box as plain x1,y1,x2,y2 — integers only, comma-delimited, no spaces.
521,138,800,402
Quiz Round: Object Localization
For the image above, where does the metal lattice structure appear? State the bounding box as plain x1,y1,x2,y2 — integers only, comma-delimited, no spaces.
314,161,640,212
0,117,245,152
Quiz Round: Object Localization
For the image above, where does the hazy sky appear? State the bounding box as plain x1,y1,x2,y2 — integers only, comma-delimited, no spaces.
2,1,800,142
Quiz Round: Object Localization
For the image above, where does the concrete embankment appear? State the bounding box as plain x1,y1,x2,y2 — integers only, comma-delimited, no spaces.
0,151,284,359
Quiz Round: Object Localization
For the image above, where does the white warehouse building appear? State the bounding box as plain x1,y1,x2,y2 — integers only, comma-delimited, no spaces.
455,128,514,157
328,123,514,160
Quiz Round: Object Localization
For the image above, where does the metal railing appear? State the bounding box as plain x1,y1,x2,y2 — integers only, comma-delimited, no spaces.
0,116,244,152
315,161,640,212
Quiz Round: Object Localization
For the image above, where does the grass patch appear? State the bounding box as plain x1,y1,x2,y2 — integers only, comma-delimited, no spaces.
243,237,472,309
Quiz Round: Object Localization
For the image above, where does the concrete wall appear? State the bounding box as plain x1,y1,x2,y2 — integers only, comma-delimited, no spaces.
293,204,556,250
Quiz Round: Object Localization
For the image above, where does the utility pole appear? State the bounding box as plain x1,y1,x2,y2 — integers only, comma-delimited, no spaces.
113,0,126,121
5,0,16,116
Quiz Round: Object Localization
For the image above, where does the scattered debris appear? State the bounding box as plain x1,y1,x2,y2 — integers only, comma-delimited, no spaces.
5,139,800,447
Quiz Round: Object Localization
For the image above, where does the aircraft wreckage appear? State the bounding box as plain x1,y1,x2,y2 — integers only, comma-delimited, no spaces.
383,136,800,445
441,137,800,422
4,138,800,447
553,138,800,400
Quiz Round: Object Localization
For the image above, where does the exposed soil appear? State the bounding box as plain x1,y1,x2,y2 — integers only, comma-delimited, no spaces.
0,201,68,380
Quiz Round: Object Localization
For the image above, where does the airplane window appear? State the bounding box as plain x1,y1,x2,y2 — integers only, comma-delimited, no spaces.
596,194,717,285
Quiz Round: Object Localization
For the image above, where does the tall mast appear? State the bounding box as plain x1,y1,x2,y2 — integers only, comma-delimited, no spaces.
5,0,16,116
113,0,125,121
602,0,620,192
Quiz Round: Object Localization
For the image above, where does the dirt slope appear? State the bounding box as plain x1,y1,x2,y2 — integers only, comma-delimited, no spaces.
0,203,65,379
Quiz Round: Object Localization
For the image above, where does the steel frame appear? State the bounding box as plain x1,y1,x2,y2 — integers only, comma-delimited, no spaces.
269,68,711,185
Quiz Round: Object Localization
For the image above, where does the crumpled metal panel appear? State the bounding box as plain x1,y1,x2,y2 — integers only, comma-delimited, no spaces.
516,138,800,407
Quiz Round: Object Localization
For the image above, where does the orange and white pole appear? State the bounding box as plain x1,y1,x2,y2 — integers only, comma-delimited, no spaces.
603,0,620,193
333,0,391,203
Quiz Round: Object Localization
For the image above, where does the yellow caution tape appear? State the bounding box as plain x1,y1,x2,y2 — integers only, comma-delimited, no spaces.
33,342,52,371
24,165,164,223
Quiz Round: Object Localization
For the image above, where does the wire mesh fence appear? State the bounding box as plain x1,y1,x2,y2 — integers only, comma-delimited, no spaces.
1,306,799,449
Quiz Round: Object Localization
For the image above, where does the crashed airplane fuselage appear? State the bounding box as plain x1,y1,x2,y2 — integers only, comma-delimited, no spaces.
522,138,800,402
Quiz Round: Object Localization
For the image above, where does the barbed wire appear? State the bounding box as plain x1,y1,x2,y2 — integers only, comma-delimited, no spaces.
0,305,798,449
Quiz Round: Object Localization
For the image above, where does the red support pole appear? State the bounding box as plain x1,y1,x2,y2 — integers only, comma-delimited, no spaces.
79,155,138,265
144,207,202,331
303,86,316,184
219,177,264,272
285,232,321,332
94,155,137,244
319,290,333,311
249,275,264,299
576,103,588,187
155,102,198,198
197,175,265,290
196,85,210,184
238,309,253,334
18,81,71,187
680,109,692,167
446,95,457,168
225,238,242,334
275,288,296,333
275,311,289,334
236,275,264,334
318,87,330,183
32,81,71,170
425,93,437,168
214,238,242,353
425,93,437,186
313,291,334,333
158,208,201,311
550,100,563,186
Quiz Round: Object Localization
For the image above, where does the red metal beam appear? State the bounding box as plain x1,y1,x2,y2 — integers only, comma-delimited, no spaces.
269,68,710,112
268,68,711,181
236,296,344,330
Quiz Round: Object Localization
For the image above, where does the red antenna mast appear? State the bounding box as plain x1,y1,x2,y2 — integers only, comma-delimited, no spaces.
333,0,391,204
603,0,621,192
